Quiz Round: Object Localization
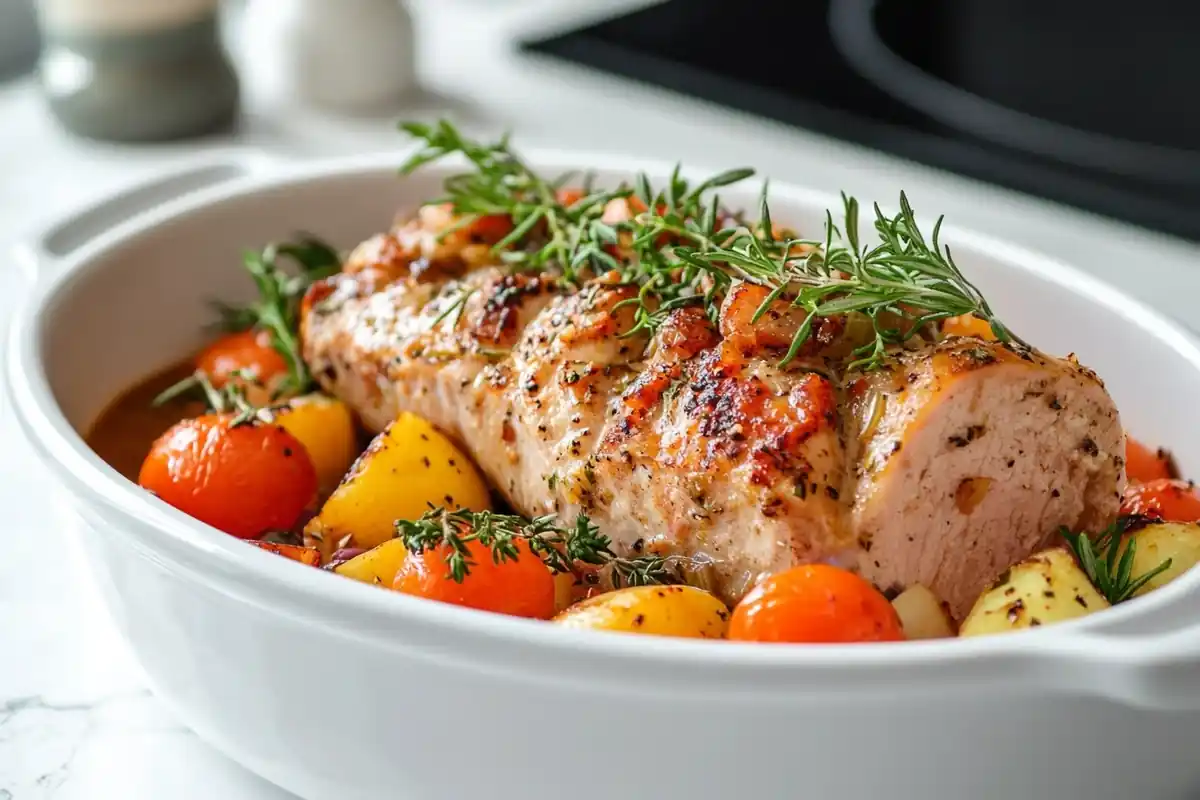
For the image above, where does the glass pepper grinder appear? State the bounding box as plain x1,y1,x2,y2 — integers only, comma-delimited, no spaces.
37,0,240,142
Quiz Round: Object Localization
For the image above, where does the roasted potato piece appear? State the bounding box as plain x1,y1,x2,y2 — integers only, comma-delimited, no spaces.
275,393,359,495
959,547,1109,637
248,541,321,567
553,585,729,639
891,584,956,640
1121,521,1200,597
333,538,409,587
305,413,490,559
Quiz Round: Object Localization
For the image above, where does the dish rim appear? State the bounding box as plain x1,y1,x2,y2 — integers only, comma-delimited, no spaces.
10,149,1200,678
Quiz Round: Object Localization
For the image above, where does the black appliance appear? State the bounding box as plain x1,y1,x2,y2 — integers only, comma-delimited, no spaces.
522,0,1200,242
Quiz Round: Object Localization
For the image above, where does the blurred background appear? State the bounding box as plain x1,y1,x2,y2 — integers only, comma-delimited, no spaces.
2,0,1197,240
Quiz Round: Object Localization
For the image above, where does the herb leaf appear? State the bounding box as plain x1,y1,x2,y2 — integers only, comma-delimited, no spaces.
1061,516,1173,604
397,120,1018,372
395,507,684,587
151,369,285,427
155,234,341,408
231,237,341,395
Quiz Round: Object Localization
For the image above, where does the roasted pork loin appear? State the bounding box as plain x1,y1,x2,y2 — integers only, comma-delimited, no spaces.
301,205,1124,619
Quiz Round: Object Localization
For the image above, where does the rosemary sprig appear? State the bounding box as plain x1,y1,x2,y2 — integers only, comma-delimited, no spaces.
395,507,682,587
669,192,1025,369
1061,516,1173,604
399,121,633,284
397,120,1019,371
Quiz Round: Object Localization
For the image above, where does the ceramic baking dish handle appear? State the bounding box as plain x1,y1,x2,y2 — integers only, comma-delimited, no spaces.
1028,604,1200,711
11,150,280,282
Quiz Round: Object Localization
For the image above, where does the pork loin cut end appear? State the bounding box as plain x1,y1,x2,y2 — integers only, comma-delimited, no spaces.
849,340,1124,619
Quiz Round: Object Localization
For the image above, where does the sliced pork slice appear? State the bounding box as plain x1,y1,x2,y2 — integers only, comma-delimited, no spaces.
846,339,1124,618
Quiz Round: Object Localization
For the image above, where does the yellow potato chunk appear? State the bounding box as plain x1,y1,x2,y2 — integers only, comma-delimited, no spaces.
553,585,729,639
275,394,359,495
891,584,956,640
333,538,409,587
305,412,490,559
1121,521,1200,597
960,547,1109,637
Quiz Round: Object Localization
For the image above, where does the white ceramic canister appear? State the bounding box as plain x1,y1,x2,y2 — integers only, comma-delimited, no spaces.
238,0,418,114
37,0,239,141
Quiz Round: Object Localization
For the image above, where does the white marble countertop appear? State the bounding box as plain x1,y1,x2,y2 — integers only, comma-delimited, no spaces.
2,1,1198,796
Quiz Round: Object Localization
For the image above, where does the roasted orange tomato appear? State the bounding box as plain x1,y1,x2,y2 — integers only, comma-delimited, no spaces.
729,564,904,644
393,538,556,619
1125,437,1173,484
1122,478,1200,523
138,413,318,539
196,329,290,403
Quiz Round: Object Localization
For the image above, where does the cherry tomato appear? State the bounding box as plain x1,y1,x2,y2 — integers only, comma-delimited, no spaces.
196,329,290,403
1121,478,1200,522
393,538,556,619
1125,437,1173,484
728,564,904,644
138,413,318,539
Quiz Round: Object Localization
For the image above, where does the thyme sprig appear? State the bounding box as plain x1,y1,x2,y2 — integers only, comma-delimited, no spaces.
1061,516,1173,604
217,237,342,395
151,236,341,407
152,370,283,427
395,507,682,587
398,119,1019,371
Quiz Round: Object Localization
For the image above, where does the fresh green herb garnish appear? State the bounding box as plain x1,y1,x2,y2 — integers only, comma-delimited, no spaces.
397,119,1018,371
153,369,284,427
152,236,341,408
216,237,341,395
1061,516,1173,604
400,122,642,285
395,506,682,587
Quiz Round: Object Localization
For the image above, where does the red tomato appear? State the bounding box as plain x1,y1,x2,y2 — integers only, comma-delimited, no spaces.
393,538,556,619
1125,437,1173,484
138,413,318,539
1121,478,1200,522
729,564,904,644
464,214,514,245
196,329,290,403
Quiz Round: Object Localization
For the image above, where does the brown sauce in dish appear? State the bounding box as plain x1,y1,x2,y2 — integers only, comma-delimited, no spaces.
86,360,204,481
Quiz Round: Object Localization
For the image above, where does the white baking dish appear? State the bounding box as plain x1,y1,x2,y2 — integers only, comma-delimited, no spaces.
8,152,1200,800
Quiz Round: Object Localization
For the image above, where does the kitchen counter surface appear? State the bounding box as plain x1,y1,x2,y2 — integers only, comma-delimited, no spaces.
2,1,1198,797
